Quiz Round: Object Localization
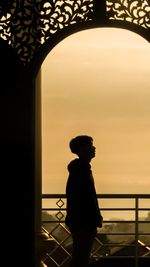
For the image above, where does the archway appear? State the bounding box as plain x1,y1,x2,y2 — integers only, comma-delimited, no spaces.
0,2,150,267
39,26,149,267
41,27,150,196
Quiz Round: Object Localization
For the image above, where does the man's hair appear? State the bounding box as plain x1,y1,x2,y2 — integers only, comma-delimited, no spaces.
69,135,93,154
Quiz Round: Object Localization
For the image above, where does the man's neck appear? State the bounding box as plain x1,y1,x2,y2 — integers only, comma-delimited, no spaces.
78,156,91,163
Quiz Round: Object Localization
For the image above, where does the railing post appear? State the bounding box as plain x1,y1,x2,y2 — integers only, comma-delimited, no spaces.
135,197,139,267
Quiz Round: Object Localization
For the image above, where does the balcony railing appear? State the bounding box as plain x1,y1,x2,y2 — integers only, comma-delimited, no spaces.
41,194,150,267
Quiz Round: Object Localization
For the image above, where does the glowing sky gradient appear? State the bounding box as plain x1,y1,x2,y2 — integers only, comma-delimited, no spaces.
41,28,150,196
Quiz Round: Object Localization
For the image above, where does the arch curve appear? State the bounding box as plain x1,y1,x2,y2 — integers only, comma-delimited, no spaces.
1,0,150,69
30,20,150,77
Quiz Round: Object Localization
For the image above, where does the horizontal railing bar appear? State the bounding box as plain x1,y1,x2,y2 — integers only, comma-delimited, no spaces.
93,255,150,258
42,220,136,223
42,225,150,236
138,209,150,211
104,221,150,223
42,227,150,236
101,208,144,211
42,194,150,199
96,246,148,248
42,237,150,248
95,256,136,258
102,220,150,223
42,221,150,226
42,194,66,198
98,194,150,198
42,220,64,223
42,208,150,211
101,208,150,211
42,208,66,211
100,233,150,235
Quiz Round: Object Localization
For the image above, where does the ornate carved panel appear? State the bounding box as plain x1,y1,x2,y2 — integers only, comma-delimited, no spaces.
107,0,150,29
0,0,149,65
39,0,93,42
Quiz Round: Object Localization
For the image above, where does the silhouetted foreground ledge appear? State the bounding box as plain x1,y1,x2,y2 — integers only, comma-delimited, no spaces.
89,257,150,267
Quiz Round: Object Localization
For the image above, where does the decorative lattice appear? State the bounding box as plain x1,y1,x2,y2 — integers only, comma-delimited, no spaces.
43,222,107,267
0,0,93,64
107,0,150,28
0,1,149,64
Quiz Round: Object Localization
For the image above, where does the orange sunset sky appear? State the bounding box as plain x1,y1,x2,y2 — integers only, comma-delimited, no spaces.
41,27,150,197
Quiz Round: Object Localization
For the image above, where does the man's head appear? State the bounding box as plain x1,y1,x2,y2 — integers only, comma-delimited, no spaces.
69,135,96,161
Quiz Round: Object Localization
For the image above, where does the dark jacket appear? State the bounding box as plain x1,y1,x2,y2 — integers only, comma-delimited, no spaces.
65,158,103,231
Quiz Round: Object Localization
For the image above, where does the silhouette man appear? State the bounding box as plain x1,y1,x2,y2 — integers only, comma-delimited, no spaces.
65,135,103,267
